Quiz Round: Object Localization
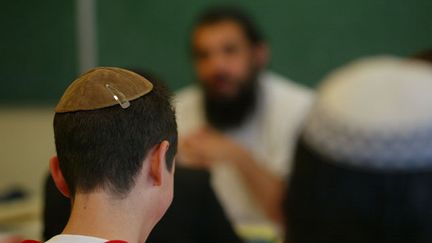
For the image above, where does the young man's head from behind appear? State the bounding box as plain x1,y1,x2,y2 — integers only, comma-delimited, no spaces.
50,67,177,224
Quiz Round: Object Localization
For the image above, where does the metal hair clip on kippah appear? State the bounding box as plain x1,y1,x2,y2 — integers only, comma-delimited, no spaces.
105,83,130,109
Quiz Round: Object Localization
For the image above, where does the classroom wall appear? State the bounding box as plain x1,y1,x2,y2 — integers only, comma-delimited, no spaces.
0,0,431,198
1,0,431,104
0,107,54,195
97,0,432,90
0,1,430,239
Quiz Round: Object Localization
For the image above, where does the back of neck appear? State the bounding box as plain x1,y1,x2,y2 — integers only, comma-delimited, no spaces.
62,192,153,243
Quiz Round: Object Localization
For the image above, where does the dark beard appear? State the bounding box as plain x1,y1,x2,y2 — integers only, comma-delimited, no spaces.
203,72,258,131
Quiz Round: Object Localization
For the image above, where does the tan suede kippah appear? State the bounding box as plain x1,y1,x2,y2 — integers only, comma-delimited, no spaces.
55,67,153,113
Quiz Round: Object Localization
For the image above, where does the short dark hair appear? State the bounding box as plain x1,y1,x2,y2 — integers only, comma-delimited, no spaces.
193,6,263,45
53,77,177,197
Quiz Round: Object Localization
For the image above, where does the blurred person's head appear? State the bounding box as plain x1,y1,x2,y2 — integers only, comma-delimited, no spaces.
191,6,268,130
301,56,432,169
50,67,177,238
285,56,432,243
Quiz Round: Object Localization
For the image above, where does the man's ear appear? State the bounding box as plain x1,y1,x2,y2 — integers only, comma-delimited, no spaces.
254,42,269,69
149,141,170,186
49,156,71,198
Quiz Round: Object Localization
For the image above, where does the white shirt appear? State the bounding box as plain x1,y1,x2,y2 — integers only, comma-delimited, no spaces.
175,71,314,226
46,234,109,243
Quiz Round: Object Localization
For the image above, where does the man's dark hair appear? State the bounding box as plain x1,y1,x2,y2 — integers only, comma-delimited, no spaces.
53,76,177,197
194,6,263,45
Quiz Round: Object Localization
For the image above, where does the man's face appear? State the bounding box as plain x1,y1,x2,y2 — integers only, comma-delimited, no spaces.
192,20,258,100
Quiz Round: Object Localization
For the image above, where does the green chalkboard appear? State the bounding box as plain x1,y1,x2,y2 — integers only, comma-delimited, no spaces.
0,0,77,104
1,0,431,103
97,0,432,90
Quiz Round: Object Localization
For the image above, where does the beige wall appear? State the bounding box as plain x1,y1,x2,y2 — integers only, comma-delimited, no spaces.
0,107,55,196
